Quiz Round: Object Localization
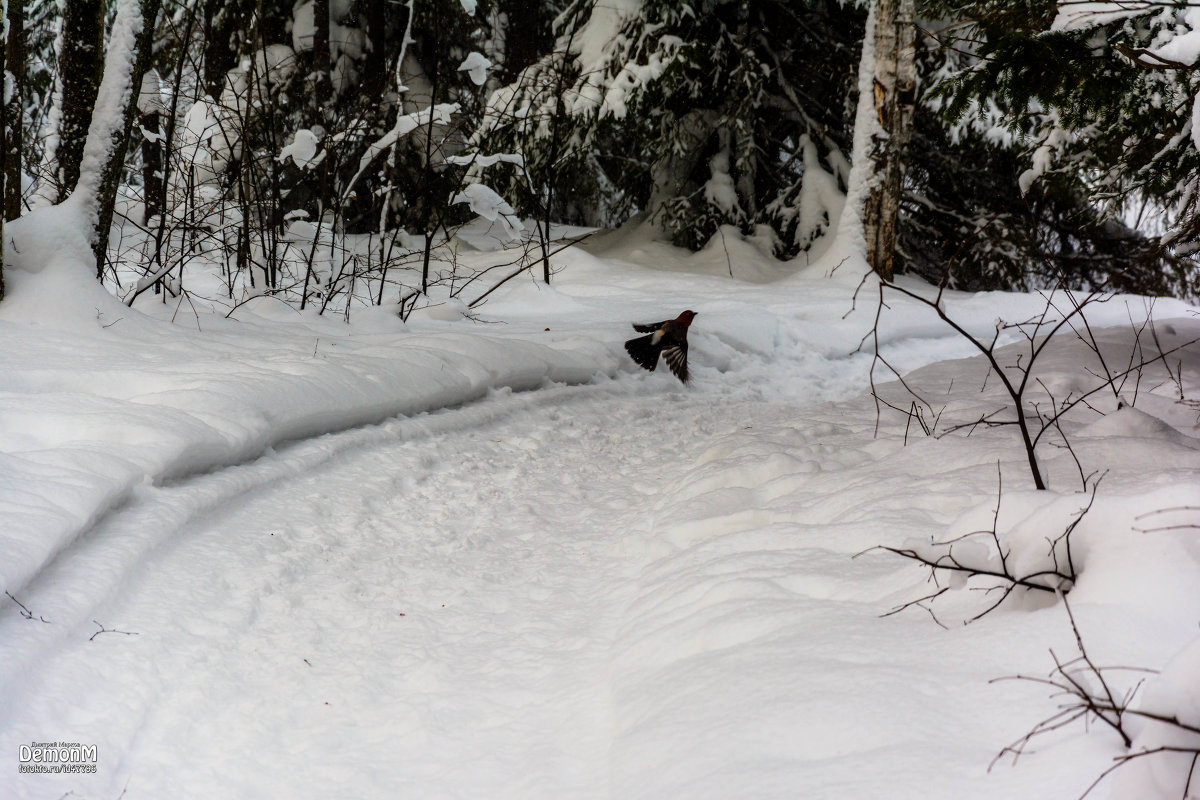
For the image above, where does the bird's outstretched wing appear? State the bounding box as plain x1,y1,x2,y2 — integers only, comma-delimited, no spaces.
662,341,689,383
624,334,661,372
631,321,665,333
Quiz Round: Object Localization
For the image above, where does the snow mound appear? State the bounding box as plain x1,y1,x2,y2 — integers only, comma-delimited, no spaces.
0,305,618,600
1109,636,1200,799
1076,405,1200,449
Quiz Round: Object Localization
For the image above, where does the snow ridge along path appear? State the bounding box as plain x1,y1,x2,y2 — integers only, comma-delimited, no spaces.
0,315,619,603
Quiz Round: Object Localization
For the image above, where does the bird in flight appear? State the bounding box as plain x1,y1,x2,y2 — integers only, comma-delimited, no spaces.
624,310,697,384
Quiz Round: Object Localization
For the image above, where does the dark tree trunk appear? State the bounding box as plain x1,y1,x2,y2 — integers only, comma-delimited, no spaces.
363,0,387,105
312,0,333,118
312,0,334,217
497,0,549,80
202,0,239,98
139,70,164,226
1,0,6,303
57,0,105,200
3,0,25,221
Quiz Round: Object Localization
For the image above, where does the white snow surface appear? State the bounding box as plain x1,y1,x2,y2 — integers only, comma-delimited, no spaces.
1150,7,1200,67
2,215,1200,799
1051,1,1155,32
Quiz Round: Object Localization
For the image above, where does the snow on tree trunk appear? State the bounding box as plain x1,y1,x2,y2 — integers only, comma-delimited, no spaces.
55,0,105,202
862,0,915,281
3,0,23,222
837,0,879,261
69,0,161,277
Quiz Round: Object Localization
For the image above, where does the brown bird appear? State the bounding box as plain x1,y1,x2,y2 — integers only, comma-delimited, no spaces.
624,310,697,384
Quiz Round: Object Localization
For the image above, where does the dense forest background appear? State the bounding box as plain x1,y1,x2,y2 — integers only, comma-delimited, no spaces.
3,0,1200,313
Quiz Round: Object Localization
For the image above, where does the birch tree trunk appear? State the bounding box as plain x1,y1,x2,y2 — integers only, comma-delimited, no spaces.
862,0,915,281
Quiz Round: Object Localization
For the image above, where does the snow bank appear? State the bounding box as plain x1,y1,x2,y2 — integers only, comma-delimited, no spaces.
602,315,1200,799
0,212,622,601
1110,637,1200,799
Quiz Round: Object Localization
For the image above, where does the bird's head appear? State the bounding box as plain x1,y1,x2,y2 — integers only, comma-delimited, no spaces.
677,310,698,326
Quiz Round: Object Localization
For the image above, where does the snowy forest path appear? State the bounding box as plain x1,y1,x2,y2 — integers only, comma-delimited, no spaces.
0,376,764,798
2,316,1153,800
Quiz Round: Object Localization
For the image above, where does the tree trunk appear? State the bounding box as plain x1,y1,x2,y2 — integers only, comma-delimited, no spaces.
497,0,549,80
57,0,105,201
538,13,587,284
862,0,915,281
236,0,263,289
363,0,387,105
311,0,333,220
1,0,7,302
311,0,333,118
139,69,164,225
202,0,240,98
3,0,24,221
733,0,756,221
647,109,719,221
88,0,164,277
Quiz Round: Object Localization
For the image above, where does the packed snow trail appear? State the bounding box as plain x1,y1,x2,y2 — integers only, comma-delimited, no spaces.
0,378,774,799
3,355,1173,799
7,377,867,799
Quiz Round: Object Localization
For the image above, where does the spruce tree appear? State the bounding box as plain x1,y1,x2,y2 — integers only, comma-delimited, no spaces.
918,0,1200,296
477,0,867,257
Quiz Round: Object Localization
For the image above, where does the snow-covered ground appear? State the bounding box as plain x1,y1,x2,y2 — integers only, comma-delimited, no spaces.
2,213,1199,799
